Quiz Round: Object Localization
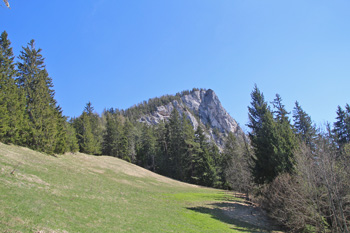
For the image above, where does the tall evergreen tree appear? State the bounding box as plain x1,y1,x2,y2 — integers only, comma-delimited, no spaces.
78,112,96,154
166,108,183,180
293,101,317,148
272,94,298,175
138,124,156,170
73,102,103,155
333,104,350,148
194,126,217,187
271,94,289,122
154,121,168,174
17,40,64,154
84,101,103,154
0,31,12,140
65,118,79,152
102,110,121,157
247,86,296,184
181,117,202,184
0,31,27,144
120,118,134,162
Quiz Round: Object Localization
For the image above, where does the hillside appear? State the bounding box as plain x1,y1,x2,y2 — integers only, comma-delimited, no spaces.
0,143,279,232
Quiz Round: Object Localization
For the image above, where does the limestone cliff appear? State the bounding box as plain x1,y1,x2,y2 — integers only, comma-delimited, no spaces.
138,89,243,149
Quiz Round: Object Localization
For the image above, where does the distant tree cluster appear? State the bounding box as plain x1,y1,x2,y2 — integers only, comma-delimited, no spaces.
0,31,78,154
71,104,228,188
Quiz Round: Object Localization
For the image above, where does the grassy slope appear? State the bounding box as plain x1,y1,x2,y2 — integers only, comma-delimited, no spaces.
0,143,267,232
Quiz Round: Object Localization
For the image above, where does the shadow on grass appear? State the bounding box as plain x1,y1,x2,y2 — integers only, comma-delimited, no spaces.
213,191,253,204
187,202,282,232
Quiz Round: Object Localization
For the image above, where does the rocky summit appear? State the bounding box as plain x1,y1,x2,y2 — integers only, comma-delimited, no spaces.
139,89,244,149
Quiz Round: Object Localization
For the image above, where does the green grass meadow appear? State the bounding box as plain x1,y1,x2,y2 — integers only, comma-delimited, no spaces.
0,143,268,232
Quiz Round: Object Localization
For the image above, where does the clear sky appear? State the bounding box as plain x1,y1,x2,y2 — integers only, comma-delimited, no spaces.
1,0,349,130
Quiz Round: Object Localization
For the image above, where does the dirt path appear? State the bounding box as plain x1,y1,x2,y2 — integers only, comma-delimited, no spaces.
217,193,283,232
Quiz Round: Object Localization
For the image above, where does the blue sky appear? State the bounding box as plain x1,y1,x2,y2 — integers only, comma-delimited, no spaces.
1,0,349,130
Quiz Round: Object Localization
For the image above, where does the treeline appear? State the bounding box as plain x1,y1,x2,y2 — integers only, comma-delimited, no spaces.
0,31,78,154
235,85,350,232
122,88,205,121
71,103,236,188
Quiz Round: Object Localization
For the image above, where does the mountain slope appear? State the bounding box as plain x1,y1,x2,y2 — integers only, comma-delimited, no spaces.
137,88,244,149
0,143,277,232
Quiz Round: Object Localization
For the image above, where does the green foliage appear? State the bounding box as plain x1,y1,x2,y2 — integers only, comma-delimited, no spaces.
0,31,78,154
293,101,317,148
102,109,121,157
16,39,69,154
333,104,350,149
0,31,28,145
138,124,156,170
224,132,252,194
248,86,297,184
65,119,79,152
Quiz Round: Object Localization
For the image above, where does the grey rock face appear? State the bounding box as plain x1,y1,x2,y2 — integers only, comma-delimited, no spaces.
139,89,243,149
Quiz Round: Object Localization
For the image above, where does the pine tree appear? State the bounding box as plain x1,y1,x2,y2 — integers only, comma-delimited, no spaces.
333,104,350,148
181,116,202,183
138,124,156,170
84,101,102,154
247,86,296,184
0,31,27,144
66,118,79,152
272,94,298,175
17,40,63,154
102,110,121,157
166,108,183,180
0,31,12,140
247,85,269,134
293,101,317,148
78,112,96,154
54,106,68,154
120,119,134,162
154,121,168,174
194,126,217,187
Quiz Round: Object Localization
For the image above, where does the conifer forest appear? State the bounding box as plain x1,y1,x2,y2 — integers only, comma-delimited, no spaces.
1,31,349,232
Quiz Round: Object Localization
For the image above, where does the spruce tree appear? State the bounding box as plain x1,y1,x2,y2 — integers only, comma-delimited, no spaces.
247,86,296,184
17,40,63,154
181,116,202,183
138,124,156,170
166,108,183,180
272,94,298,175
154,121,168,174
84,101,102,154
293,101,317,148
194,126,217,187
333,104,350,148
78,112,96,154
66,119,79,152
102,110,121,157
0,31,12,140
0,31,27,144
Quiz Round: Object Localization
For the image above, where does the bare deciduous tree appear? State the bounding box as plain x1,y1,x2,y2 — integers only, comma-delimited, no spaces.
260,137,350,232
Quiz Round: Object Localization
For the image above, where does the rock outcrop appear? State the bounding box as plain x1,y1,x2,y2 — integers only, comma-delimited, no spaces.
139,89,243,149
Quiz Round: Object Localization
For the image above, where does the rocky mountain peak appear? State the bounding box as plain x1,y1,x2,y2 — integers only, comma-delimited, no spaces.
139,88,243,149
